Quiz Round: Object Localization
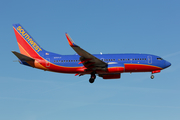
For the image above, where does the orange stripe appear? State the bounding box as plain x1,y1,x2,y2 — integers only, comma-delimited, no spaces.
17,42,47,70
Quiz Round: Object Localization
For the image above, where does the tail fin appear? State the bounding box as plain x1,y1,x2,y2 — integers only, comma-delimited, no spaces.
13,24,45,58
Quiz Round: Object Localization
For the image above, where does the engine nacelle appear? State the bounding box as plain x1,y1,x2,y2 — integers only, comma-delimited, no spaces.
99,74,121,79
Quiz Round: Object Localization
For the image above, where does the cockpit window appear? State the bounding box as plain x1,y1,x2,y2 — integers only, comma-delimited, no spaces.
157,58,163,60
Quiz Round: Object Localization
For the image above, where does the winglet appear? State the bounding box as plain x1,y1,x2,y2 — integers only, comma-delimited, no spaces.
65,33,78,47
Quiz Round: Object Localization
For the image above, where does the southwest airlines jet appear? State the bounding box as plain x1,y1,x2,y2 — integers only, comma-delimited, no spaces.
12,24,171,83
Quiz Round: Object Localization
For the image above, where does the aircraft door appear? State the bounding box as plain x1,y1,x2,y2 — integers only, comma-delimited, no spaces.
46,58,50,67
147,56,152,64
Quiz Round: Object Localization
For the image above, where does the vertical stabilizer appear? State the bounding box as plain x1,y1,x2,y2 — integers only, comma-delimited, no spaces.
13,24,45,58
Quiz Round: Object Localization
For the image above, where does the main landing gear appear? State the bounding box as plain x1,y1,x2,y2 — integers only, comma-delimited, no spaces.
89,72,96,83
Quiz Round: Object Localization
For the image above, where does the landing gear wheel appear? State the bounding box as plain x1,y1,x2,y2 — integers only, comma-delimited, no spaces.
151,75,154,79
89,78,95,83
89,72,96,83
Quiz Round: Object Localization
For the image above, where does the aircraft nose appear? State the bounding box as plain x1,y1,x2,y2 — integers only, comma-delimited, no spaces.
165,61,171,68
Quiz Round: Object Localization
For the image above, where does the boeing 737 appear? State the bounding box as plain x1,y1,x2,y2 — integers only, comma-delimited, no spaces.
12,24,171,83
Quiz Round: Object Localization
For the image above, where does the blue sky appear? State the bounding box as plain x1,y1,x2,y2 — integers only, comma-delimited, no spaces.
0,0,180,119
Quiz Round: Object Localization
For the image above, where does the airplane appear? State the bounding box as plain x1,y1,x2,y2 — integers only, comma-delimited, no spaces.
12,24,171,83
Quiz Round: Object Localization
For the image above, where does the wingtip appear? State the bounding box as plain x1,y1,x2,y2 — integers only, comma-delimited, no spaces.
65,33,78,47
65,32,69,37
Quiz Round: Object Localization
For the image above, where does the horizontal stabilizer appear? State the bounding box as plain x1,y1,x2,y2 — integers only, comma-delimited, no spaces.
12,51,34,61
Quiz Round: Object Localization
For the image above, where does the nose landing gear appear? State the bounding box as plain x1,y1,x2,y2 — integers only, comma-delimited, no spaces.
151,70,161,79
151,75,154,79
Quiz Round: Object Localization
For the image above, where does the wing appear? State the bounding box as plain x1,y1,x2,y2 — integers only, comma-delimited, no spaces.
65,33,107,71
